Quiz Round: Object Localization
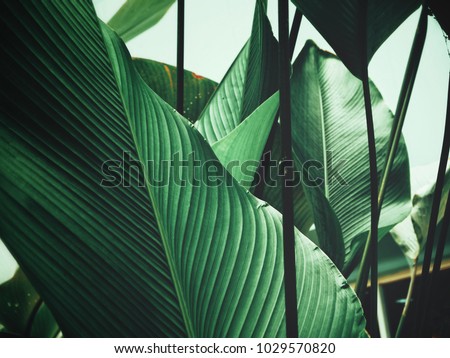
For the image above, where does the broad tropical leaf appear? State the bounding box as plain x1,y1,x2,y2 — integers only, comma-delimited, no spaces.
291,0,421,79
211,93,279,188
290,41,411,275
133,58,217,122
107,0,175,42
0,1,366,337
390,164,450,263
195,0,279,143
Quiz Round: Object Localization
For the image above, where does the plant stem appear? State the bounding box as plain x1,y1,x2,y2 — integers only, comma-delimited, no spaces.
361,74,379,337
177,0,185,114
416,77,450,335
278,0,298,338
395,260,418,337
355,4,428,300
253,10,302,198
289,10,303,59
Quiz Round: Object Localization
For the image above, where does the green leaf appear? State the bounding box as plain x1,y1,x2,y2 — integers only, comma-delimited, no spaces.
133,58,217,123
390,164,450,263
291,0,420,79
195,0,279,143
107,0,175,42
0,1,366,337
290,41,411,275
211,93,279,189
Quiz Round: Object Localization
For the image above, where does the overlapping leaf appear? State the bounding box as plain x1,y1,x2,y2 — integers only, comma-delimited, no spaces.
0,1,366,337
107,0,175,42
133,58,217,122
291,0,421,79
211,93,279,188
290,41,411,275
194,0,279,143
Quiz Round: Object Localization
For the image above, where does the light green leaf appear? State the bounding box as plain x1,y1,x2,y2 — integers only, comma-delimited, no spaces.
211,93,279,188
390,164,450,263
107,0,175,42
290,41,411,275
0,1,366,337
291,0,420,79
195,0,279,143
133,58,217,123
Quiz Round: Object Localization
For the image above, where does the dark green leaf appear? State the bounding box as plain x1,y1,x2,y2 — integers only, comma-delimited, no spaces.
291,0,420,79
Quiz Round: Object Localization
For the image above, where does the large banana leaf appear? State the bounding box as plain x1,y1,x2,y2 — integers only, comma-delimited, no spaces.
291,0,420,79
290,41,411,275
194,0,279,143
107,0,175,42
133,58,217,122
0,1,366,337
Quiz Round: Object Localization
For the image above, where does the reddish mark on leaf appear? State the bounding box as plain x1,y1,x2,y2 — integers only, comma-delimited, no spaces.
191,72,204,80
163,64,174,90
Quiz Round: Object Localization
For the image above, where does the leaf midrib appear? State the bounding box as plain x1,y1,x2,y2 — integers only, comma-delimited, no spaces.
123,98,195,338
101,27,195,337
314,56,329,199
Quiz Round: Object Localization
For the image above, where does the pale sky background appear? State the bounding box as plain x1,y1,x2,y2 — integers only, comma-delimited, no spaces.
0,1,448,282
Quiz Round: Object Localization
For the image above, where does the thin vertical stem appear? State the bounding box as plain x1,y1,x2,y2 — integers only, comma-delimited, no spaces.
395,260,418,337
253,10,302,198
355,4,428,300
416,78,450,335
289,10,303,59
362,74,379,337
177,0,185,114
278,0,298,338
